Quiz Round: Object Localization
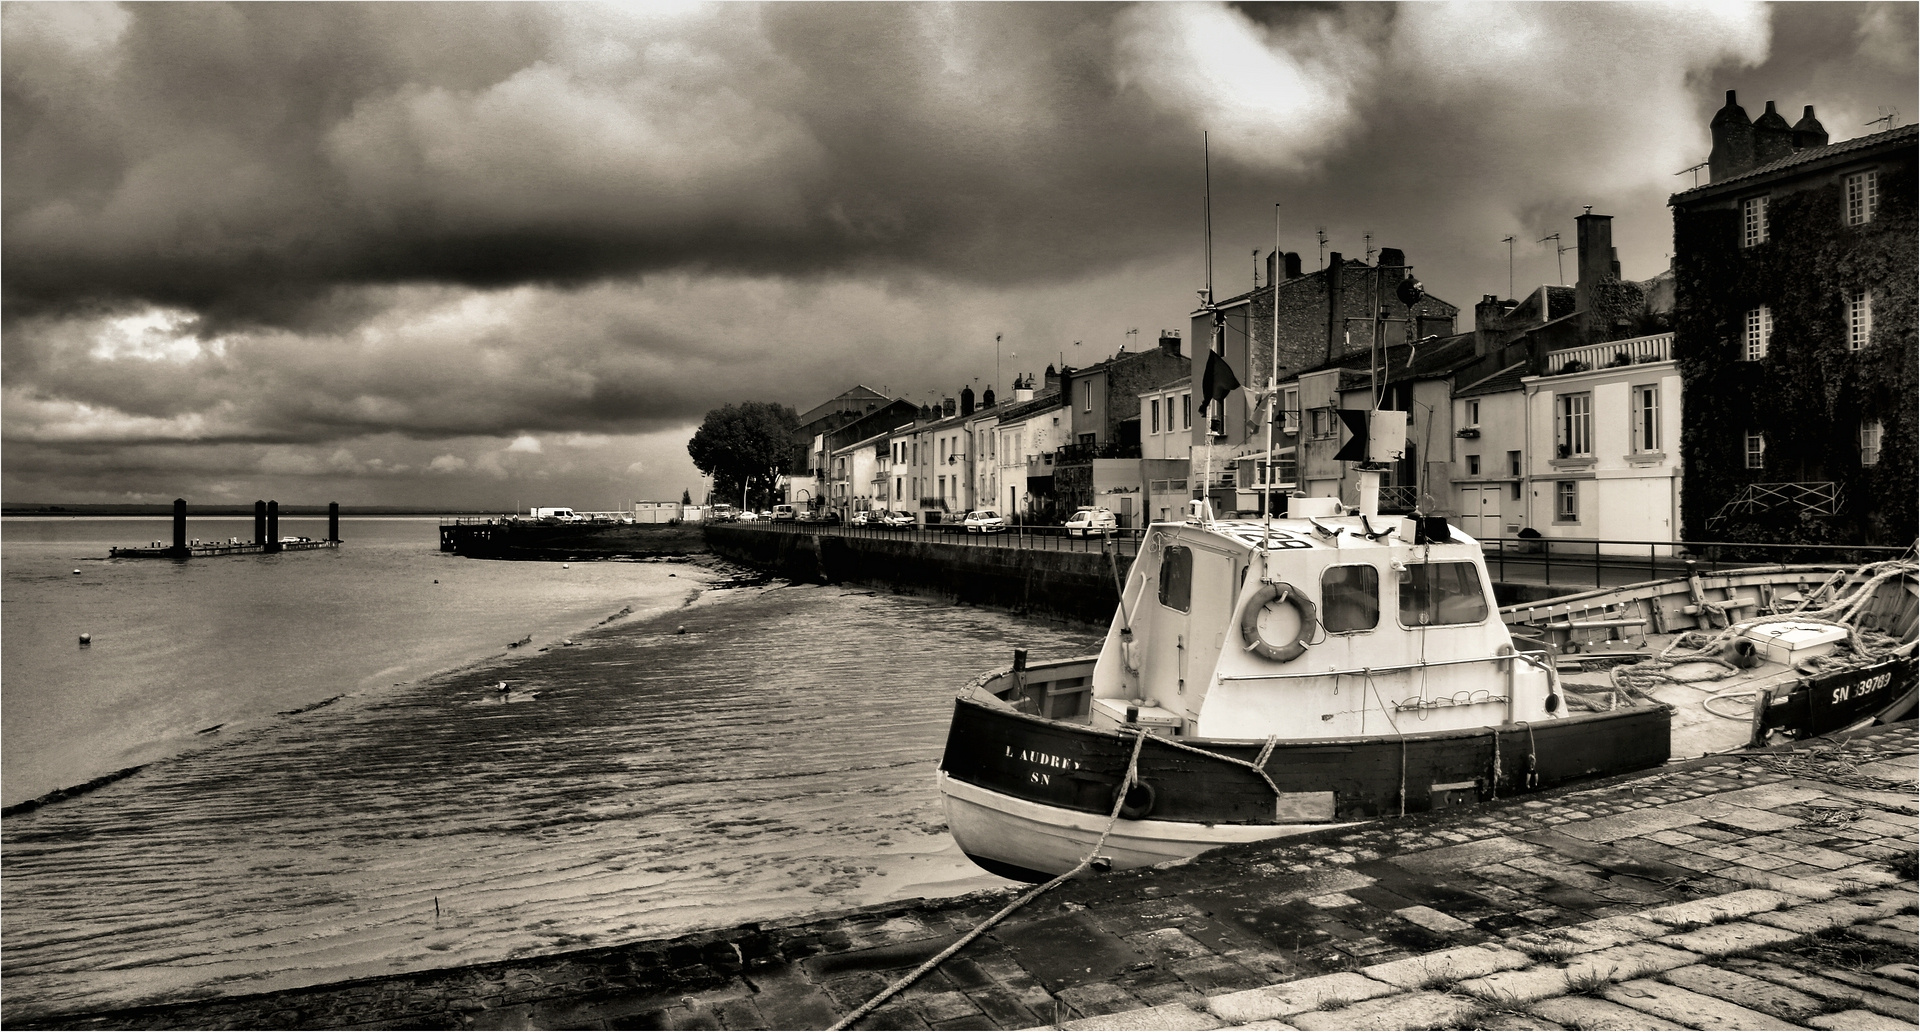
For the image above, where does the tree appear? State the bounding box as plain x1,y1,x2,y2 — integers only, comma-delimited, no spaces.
687,402,800,510
681,488,693,505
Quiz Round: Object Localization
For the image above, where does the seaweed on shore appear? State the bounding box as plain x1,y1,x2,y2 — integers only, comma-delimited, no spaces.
3,764,150,818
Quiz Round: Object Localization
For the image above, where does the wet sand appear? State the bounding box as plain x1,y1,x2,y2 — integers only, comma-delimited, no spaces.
1,563,1102,1021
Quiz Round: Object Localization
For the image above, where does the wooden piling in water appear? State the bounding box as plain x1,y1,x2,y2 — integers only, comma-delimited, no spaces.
254,500,267,547
267,501,281,553
328,502,340,542
172,499,188,558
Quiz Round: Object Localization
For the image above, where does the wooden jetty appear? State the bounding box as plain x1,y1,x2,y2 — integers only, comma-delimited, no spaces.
109,499,342,559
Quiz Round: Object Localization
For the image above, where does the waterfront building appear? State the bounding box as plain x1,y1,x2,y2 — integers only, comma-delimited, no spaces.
1670,92,1916,545
963,389,1001,519
826,429,891,520
1140,374,1194,524
1050,336,1188,524
992,377,1066,523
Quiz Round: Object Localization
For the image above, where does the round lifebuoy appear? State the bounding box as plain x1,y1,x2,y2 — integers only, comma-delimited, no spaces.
1115,780,1156,820
1240,582,1317,663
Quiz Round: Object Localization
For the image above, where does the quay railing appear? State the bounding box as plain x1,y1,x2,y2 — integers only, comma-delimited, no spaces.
738,517,1150,555
1478,534,1911,590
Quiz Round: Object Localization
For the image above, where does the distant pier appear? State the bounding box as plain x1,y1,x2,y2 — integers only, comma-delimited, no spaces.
109,499,342,559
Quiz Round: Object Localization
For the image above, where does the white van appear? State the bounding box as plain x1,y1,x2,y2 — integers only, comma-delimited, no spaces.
531,507,580,522
772,504,799,521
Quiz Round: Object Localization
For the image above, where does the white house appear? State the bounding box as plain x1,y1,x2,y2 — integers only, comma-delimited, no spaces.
1521,332,1682,554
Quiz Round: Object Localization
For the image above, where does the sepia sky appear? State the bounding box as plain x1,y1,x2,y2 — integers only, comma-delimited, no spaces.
4,2,1914,509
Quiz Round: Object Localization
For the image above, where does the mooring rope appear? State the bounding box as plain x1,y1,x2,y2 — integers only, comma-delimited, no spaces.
828,729,1150,1032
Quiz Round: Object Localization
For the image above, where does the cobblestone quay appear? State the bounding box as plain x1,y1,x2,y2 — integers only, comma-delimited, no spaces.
26,725,1917,1031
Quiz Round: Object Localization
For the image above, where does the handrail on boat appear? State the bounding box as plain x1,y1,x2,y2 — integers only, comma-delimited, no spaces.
1217,650,1553,682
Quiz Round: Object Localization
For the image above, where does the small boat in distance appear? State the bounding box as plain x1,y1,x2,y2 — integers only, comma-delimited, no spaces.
936,482,1916,883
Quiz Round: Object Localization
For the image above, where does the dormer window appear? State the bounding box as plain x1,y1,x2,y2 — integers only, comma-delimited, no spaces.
1742,195,1769,247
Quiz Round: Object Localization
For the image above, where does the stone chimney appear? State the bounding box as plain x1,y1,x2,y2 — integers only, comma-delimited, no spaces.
1792,104,1828,150
1474,295,1511,356
1013,378,1034,404
1285,252,1302,280
960,386,975,416
942,396,956,418
1752,100,1795,167
1265,250,1278,287
1043,364,1058,394
919,403,933,421
1574,212,1615,329
982,386,995,408
1325,251,1344,362
1378,247,1405,271
1708,90,1754,183
1159,331,1182,358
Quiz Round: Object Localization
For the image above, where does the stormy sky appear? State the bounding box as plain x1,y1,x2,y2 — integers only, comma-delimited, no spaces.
4,2,1913,509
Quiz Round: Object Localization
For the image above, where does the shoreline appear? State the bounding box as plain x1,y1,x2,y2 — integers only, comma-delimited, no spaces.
0,556,755,819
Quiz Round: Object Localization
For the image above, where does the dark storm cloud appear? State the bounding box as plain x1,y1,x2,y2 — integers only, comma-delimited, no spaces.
2,2,1913,508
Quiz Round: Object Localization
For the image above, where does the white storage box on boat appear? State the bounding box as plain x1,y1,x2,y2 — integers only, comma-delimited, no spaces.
1740,621,1848,667
1090,698,1184,735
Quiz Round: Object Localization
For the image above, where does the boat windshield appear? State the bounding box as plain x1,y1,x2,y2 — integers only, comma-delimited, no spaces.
1398,561,1489,626
1321,564,1380,632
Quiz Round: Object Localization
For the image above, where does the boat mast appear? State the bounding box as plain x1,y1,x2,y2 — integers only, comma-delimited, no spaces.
1264,203,1280,549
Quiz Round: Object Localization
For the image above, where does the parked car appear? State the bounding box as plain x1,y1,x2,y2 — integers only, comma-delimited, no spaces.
736,510,758,521
962,510,1007,534
848,511,872,526
880,510,917,528
1065,506,1118,537
772,504,798,521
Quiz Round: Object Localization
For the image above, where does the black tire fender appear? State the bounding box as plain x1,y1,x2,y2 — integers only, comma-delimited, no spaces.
1240,582,1317,663
1115,780,1156,821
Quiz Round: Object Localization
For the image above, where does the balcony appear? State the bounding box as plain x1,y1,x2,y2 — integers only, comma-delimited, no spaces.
1053,441,1143,465
1544,332,1672,375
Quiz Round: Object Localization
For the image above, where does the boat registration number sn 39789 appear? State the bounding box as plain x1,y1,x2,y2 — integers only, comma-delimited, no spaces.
1007,746,1082,785
1831,669,1892,705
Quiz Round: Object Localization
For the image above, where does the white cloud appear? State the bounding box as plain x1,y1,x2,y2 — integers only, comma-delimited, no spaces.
429,453,469,473
507,434,543,453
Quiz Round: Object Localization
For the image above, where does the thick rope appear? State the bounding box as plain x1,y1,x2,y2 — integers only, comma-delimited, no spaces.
828,729,1150,1032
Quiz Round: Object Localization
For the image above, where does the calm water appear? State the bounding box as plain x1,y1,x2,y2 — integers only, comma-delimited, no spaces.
1,518,1103,1019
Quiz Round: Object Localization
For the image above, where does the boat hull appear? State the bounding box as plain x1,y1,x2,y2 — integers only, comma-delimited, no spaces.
938,694,1671,881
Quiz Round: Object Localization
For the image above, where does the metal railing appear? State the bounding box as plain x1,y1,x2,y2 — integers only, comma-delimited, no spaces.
733,518,1150,555
1479,534,1909,590
1544,332,1672,373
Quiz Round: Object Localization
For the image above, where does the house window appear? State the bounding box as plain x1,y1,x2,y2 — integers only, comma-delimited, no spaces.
1555,392,1592,457
1631,384,1660,453
1150,399,1161,434
1511,482,1522,501
1465,399,1480,427
1745,431,1765,469
1742,195,1769,247
1848,289,1873,350
1082,380,1093,412
1281,387,1300,433
1861,419,1884,467
1397,562,1489,627
1846,170,1878,226
894,477,902,500
1743,305,1771,361
1555,481,1578,521
1466,454,1481,475
1181,393,1192,430
1321,564,1380,633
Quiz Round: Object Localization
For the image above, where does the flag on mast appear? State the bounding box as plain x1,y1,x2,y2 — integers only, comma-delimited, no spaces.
1201,349,1241,405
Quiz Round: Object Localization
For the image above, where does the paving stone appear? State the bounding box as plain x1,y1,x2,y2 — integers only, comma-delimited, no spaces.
1391,836,1541,874
965,986,1042,1029
1287,990,1481,1031
1166,955,1267,995
1801,863,1905,893
1528,996,1690,1030
1205,972,1399,1023
1657,919,1803,957
1563,941,1700,982
1806,1009,1916,1030
1646,829,1700,846
1735,852,1799,871
1660,964,1826,1023
1392,905,1475,934
1471,1011,1566,1031
1055,1002,1222,1030
1812,966,1920,1005
1750,892,1912,935
1641,888,1799,929
1726,960,1919,1020
1507,914,1667,956
1360,944,1532,990
1682,782,1833,812
1556,808,1706,843
914,990,986,1024
1598,978,1801,1030
1306,893,1362,909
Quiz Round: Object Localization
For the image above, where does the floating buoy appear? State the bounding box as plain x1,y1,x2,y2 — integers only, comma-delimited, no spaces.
562,563,570,569
79,633,92,646
675,626,687,635
72,569,82,575
433,579,439,584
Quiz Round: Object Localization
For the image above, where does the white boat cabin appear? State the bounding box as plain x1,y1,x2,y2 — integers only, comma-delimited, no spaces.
1090,499,1558,742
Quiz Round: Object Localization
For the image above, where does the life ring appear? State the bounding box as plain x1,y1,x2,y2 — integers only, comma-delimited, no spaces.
1115,780,1156,820
1240,582,1317,663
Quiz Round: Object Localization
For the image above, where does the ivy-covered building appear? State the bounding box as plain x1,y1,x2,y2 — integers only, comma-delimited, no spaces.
1670,92,1916,545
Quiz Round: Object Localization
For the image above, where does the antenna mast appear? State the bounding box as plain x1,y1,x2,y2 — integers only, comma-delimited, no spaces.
1203,132,1214,305
1538,232,1568,284
1265,203,1282,546
1501,236,1515,299
1317,227,1328,270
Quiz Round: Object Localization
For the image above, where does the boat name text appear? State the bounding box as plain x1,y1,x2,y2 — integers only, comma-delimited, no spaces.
1006,746,1081,785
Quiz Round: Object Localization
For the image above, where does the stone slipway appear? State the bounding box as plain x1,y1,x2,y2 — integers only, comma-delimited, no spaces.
23,725,1917,1032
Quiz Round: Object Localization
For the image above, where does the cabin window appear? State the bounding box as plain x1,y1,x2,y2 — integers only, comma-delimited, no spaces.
1398,562,1489,627
1321,565,1380,633
1158,546,1192,613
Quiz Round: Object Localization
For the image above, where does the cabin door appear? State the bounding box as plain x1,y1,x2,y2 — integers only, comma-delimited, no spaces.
1459,486,1501,541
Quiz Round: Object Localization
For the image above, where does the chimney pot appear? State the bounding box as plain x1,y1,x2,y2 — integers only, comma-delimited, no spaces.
1708,88,1755,183
1284,252,1302,279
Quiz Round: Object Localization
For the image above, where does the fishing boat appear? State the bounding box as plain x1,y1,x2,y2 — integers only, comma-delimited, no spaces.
935,475,1916,883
